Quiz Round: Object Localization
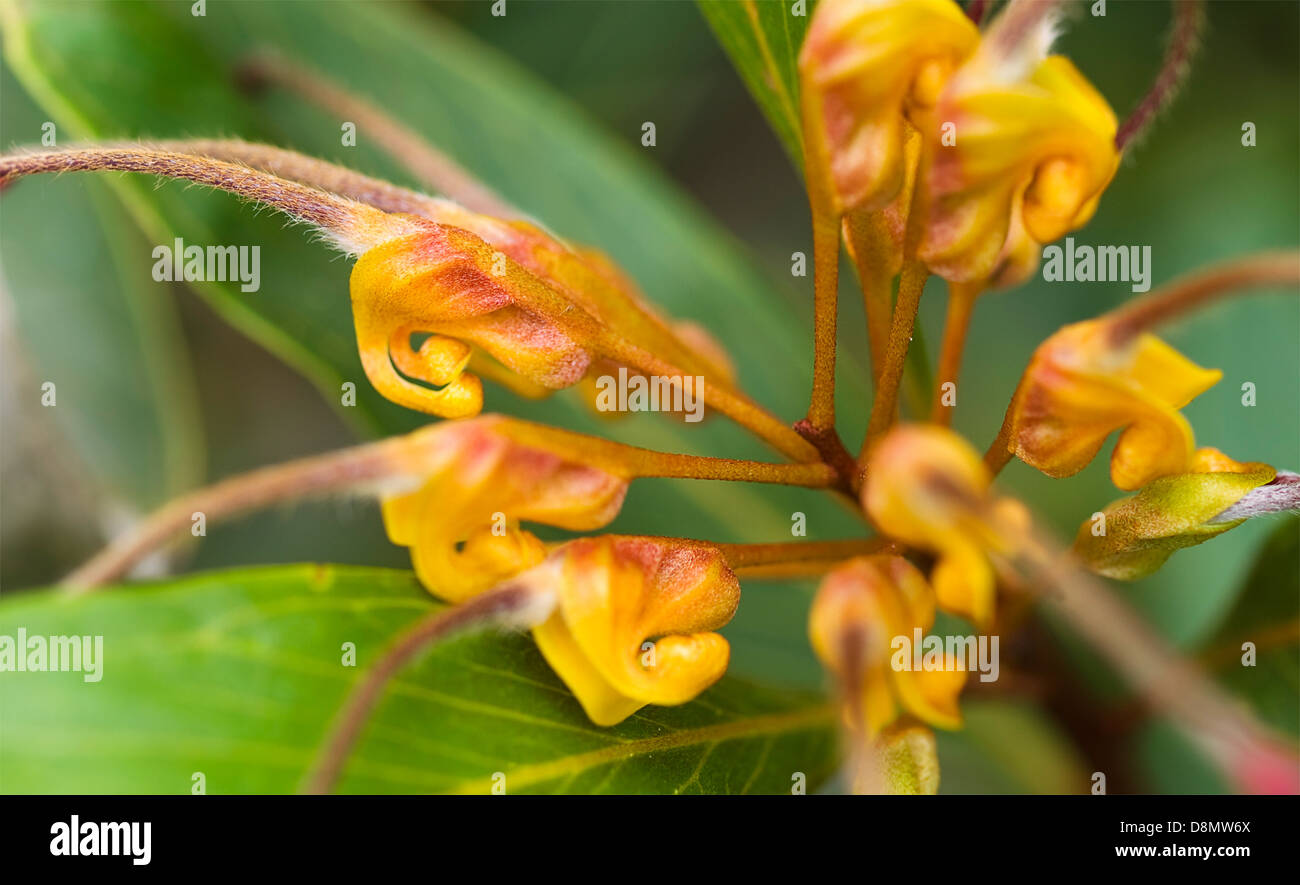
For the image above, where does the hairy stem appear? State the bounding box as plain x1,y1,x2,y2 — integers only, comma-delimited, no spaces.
0,147,427,253
301,583,552,794
240,50,515,218
1106,250,1300,343
1115,0,1206,150
62,421,837,590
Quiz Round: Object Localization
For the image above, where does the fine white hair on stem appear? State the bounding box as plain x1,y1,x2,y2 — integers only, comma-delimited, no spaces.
1209,471,1300,524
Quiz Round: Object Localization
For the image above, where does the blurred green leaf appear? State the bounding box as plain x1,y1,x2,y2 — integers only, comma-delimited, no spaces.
1200,516,1299,738
0,564,838,794
936,699,1089,794
0,66,204,509
696,0,813,168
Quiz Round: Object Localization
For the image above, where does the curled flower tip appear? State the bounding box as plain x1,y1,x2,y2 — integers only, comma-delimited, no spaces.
1115,0,1206,151
1007,319,1220,490
919,0,1119,287
810,556,964,742
381,417,629,603
1074,449,1280,580
800,0,978,218
520,536,741,726
352,197,753,432
863,425,1028,628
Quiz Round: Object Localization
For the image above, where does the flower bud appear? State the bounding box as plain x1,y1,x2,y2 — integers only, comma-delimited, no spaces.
800,0,978,217
521,536,741,726
918,11,1118,286
381,418,628,602
809,556,964,738
1073,449,1276,580
864,425,1026,628
1007,320,1222,490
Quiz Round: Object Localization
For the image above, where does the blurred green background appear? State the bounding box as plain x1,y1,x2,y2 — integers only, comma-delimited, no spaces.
1,0,1296,793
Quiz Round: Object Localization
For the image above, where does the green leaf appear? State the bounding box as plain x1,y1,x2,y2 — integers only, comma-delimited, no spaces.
1200,516,1299,738
0,565,838,794
936,700,1089,794
0,66,204,509
697,0,814,168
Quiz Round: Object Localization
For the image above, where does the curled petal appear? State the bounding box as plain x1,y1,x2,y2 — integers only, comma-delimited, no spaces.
1074,450,1277,580
919,30,1119,284
1009,320,1221,489
381,418,628,602
524,537,741,726
800,0,978,216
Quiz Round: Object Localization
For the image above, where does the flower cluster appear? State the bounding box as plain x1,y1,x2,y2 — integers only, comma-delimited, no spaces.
15,0,1297,795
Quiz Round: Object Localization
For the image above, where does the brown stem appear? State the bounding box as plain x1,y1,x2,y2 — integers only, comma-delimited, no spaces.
153,138,449,219
930,281,981,425
805,209,842,435
861,261,928,457
1106,250,1300,343
0,146,424,253
239,50,515,218
1115,0,1206,150
717,538,889,571
300,583,550,794
61,439,412,591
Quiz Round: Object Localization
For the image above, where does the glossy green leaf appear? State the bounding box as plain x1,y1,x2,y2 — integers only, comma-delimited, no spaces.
0,564,838,794
697,0,814,168
1201,516,1299,737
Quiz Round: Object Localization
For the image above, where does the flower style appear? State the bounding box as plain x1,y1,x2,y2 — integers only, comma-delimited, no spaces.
1005,318,1222,490
864,425,1027,629
519,536,741,726
1074,449,1278,580
379,417,629,602
809,556,965,738
918,9,1120,287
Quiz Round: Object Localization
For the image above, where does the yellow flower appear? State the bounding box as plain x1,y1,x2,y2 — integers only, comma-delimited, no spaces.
1007,319,1222,490
809,556,965,738
917,10,1119,286
1074,448,1277,580
350,202,731,418
380,417,628,603
800,0,978,218
863,425,1025,628
522,536,741,726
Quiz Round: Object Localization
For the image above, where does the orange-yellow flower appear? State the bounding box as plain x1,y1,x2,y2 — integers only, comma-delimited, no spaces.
918,10,1119,286
800,0,978,218
350,201,732,419
380,417,628,603
863,425,1026,628
809,556,965,738
520,536,741,726
1074,448,1277,580
1007,319,1222,490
